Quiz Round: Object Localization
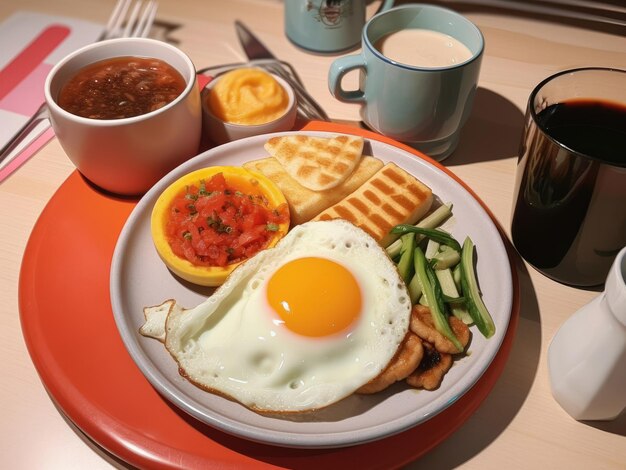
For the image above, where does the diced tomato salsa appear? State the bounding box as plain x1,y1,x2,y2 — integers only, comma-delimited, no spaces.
165,172,289,267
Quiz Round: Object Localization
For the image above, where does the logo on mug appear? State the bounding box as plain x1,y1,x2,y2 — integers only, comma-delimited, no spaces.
309,0,352,28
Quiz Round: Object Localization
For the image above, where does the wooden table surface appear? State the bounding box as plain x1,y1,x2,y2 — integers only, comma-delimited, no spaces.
1,0,625,468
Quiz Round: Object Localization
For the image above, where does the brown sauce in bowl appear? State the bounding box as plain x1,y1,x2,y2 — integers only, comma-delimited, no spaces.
57,56,186,120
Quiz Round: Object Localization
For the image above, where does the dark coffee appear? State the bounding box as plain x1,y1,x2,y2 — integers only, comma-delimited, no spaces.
511,98,626,286
536,99,626,165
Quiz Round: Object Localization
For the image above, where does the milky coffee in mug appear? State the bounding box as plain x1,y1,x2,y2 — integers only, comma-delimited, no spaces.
374,29,473,68
328,4,483,160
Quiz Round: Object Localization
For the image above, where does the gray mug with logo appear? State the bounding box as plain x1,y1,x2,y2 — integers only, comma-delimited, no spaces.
285,0,394,54
328,4,484,160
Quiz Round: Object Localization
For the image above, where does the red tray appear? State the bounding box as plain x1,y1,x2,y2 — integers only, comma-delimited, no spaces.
19,121,520,469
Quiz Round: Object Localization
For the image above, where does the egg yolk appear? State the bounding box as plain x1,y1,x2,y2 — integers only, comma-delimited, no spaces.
266,257,362,337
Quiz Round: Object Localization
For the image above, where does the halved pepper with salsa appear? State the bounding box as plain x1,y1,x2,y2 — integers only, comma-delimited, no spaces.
166,172,289,267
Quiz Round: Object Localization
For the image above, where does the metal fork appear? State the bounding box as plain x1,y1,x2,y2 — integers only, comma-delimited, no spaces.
101,0,158,40
0,0,159,169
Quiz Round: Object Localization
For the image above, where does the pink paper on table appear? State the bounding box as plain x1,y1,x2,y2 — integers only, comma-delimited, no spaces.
0,62,53,115
0,128,55,182
0,12,101,182
0,25,69,101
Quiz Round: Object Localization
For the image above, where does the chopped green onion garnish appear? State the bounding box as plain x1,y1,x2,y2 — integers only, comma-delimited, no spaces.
198,180,208,196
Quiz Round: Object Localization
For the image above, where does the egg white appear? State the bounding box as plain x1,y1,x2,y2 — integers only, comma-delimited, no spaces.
159,219,411,413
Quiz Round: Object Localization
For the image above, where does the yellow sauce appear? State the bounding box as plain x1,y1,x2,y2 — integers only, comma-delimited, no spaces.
208,68,289,125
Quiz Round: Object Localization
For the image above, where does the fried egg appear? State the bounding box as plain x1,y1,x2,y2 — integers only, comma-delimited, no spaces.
142,219,411,413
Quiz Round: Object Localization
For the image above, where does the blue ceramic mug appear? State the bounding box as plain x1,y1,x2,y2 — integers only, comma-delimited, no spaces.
285,0,394,54
328,4,484,160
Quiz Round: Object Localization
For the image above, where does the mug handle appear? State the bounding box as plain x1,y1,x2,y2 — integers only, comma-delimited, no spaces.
328,55,366,103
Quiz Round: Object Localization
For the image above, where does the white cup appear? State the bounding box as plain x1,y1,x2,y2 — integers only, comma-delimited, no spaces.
548,246,626,421
45,38,202,195
201,72,297,145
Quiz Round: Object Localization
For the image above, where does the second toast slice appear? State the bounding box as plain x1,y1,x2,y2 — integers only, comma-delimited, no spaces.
313,162,433,246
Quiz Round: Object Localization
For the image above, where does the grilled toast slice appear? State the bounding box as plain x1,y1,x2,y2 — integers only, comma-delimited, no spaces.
313,162,433,246
263,135,364,191
243,155,383,225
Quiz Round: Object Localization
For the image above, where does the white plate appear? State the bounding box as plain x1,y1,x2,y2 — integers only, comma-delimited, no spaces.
110,131,513,449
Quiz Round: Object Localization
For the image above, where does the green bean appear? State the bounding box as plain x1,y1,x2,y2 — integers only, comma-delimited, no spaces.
460,237,496,338
414,247,464,351
391,225,462,252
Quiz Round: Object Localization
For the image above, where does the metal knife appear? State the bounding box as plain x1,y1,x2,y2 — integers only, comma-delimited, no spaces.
234,20,330,121
235,20,276,60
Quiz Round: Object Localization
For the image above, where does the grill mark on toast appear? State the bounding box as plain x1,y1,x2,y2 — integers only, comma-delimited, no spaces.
264,135,365,191
245,155,383,226
407,182,430,200
381,203,403,221
318,173,334,186
333,162,349,173
347,197,369,215
370,177,393,195
364,189,381,205
392,193,417,212
297,165,317,178
369,214,393,237
313,162,434,245
382,166,406,184
333,206,355,220
327,145,340,157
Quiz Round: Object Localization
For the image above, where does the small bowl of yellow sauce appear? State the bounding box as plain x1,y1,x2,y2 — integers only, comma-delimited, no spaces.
201,68,297,144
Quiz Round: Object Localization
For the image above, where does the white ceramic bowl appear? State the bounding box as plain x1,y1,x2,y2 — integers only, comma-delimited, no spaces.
45,38,202,196
201,72,297,145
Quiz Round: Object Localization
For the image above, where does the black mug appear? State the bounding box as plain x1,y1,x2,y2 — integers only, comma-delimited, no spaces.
511,68,626,287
